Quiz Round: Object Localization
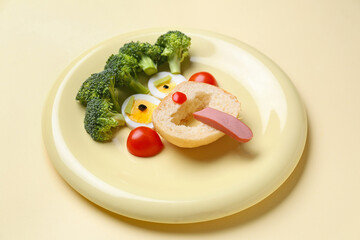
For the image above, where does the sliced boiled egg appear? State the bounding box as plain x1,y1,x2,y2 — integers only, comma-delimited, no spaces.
148,71,187,99
121,94,160,129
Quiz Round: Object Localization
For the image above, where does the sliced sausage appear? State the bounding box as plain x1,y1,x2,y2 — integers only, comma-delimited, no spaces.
193,107,253,143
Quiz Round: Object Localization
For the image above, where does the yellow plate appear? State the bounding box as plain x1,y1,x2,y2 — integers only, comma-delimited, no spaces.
42,28,307,223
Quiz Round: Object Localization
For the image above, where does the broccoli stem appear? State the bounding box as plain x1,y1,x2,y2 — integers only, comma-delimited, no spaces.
139,56,158,75
110,88,121,112
112,112,125,124
168,54,181,74
128,79,150,94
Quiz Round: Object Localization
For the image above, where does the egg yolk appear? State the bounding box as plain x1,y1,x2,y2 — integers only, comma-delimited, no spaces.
157,82,176,94
128,99,157,124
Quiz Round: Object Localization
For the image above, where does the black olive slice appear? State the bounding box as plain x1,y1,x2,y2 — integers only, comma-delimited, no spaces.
138,104,147,111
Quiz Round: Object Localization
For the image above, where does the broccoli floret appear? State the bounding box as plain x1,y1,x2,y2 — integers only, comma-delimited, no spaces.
76,69,121,112
119,41,162,76
84,98,125,142
156,30,191,74
105,53,149,94
105,52,139,72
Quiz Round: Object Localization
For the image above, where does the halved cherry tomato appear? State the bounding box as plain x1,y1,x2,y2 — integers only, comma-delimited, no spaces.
127,127,164,157
172,92,187,104
189,72,218,86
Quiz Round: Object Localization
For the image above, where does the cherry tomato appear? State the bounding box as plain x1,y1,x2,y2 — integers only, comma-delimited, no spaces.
189,72,218,86
172,92,187,104
127,127,164,157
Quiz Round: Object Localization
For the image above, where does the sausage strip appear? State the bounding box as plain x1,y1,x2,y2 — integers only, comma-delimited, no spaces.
193,107,253,143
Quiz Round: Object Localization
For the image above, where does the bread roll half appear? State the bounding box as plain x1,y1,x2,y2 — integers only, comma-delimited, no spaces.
152,81,241,148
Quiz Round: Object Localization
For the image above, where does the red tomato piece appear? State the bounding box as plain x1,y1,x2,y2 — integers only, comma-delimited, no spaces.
127,127,164,157
172,92,187,104
189,72,218,86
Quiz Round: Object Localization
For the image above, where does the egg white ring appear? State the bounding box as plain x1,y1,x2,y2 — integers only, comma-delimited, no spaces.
121,94,161,129
148,72,187,99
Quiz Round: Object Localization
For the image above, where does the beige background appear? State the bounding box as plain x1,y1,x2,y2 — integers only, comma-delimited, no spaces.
1,0,360,239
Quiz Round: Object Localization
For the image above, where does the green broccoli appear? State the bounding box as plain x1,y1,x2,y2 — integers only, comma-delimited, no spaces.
119,41,162,76
155,30,191,74
104,53,149,94
84,98,125,142
76,69,121,112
